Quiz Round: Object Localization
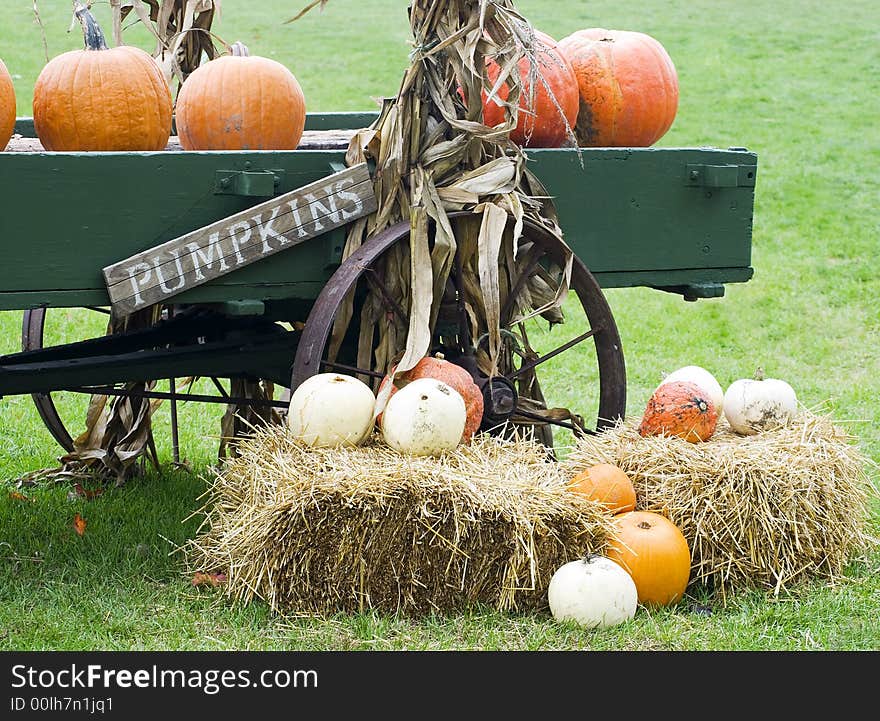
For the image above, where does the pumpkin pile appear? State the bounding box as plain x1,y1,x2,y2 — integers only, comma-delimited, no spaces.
25,4,307,153
18,4,681,154
564,404,878,603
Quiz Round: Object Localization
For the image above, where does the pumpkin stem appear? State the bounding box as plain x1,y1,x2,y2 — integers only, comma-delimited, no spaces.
754,366,765,381
230,42,251,57
73,2,108,52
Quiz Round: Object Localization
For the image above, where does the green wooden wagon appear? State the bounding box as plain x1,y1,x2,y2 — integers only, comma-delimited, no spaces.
0,111,757,456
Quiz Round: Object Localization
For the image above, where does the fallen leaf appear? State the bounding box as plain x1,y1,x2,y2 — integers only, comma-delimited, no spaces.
9,492,34,502
191,571,227,588
73,513,87,536
72,483,103,500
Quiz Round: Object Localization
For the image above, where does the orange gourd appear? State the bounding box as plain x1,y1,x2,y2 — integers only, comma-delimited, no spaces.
0,58,14,151
606,510,691,607
558,28,679,147
32,4,172,152
568,463,636,514
175,42,306,151
638,380,717,443
379,355,484,442
480,30,579,148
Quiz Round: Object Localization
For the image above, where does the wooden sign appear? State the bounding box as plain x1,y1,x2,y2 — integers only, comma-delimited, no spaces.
103,163,376,317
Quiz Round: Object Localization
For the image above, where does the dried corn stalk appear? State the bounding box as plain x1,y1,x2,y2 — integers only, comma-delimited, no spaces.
108,0,225,92
296,0,578,427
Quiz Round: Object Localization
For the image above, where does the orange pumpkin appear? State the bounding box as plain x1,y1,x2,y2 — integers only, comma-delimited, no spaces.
379,355,484,442
175,42,306,151
32,5,172,152
638,380,717,443
606,510,691,607
568,462,636,514
480,30,579,148
0,58,15,152
558,28,679,147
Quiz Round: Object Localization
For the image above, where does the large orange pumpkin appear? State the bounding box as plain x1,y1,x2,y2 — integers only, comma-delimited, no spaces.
175,42,306,151
379,355,484,442
638,380,717,443
480,30,579,148
32,5,172,152
557,28,679,147
0,58,15,152
606,510,691,607
568,463,636,514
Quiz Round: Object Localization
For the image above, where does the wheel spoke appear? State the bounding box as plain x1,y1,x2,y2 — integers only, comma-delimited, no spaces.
211,377,230,398
500,247,545,326
512,405,596,435
319,359,385,379
364,267,409,326
507,327,601,380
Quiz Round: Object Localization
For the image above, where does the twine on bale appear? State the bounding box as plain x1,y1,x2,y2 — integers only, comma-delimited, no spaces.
183,426,614,616
562,407,880,604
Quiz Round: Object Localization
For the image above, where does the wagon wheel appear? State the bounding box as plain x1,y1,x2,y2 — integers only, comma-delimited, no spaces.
21,306,114,453
19,306,271,459
292,212,626,451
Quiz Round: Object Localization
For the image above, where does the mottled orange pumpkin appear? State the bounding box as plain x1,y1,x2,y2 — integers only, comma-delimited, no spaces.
175,42,306,151
481,30,579,148
379,355,484,442
568,462,636,514
0,58,15,152
638,380,717,443
606,510,691,607
32,5,172,152
558,28,679,147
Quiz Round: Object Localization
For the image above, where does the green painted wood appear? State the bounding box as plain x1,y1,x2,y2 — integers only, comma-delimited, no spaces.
1,114,756,311
527,146,756,275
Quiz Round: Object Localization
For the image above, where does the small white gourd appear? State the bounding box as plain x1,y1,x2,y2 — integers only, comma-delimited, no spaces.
380,377,466,456
547,555,638,629
723,368,798,435
287,373,376,447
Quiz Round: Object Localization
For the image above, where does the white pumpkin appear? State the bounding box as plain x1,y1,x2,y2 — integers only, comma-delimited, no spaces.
287,373,376,447
659,365,724,415
547,555,638,629
380,377,466,456
723,376,798,435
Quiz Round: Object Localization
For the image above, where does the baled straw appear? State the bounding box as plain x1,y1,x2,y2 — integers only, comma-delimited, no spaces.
562,409,879,604
185,426,614,616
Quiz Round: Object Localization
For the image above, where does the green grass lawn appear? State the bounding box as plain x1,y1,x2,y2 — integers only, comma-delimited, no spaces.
1,0,878,651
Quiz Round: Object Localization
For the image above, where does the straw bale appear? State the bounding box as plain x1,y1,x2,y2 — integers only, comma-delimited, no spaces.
185,426,614,616
562,409,879,603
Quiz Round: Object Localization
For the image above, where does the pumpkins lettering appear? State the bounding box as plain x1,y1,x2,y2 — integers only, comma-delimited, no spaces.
606,511,691,607
33,4,172,152
175,41,306,151
0,58,15,152
558,28,679,147
480,30,579,148
639,380,718,443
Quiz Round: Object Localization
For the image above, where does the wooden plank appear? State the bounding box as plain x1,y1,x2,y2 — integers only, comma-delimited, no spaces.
103,163,376,317
5,128,359,153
